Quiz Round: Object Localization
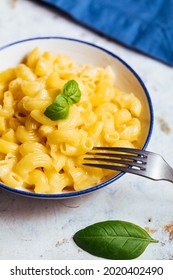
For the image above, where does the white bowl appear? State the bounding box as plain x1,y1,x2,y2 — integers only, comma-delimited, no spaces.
0,37,153,198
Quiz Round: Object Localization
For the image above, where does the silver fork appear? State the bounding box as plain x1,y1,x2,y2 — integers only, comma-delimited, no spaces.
83,147,173,183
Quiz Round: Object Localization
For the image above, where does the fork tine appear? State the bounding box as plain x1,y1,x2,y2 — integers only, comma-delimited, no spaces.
83,163,142,175
93,147,147,156
86,152,147,163
84,157,146,169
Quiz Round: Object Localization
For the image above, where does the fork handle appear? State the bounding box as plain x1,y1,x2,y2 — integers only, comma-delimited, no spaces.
164,164,173,183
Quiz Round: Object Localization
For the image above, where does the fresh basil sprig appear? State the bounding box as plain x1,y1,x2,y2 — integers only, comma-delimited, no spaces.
44,80,81,120
73,220,158,260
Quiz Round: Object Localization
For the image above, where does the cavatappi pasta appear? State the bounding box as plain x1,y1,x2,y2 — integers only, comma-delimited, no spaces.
0,48,142,193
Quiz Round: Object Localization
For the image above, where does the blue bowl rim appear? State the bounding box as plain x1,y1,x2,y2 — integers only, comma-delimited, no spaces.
0,36,154,199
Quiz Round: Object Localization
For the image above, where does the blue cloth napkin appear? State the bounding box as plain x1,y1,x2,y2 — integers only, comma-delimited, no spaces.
38,0,173,65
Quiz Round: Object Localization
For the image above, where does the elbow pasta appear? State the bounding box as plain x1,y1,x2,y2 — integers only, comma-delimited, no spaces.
0,48,142,194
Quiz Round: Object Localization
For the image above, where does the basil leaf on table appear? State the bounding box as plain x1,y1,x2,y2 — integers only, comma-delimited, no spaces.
73,220,158,260
44,94,69,120
62,79,81,105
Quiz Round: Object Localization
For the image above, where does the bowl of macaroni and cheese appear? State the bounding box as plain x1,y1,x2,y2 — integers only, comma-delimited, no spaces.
0,37,153,198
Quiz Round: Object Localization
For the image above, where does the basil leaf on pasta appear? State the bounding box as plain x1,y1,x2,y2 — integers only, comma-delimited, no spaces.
44,80,81,120
62,80,81,105
44,94,69,120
